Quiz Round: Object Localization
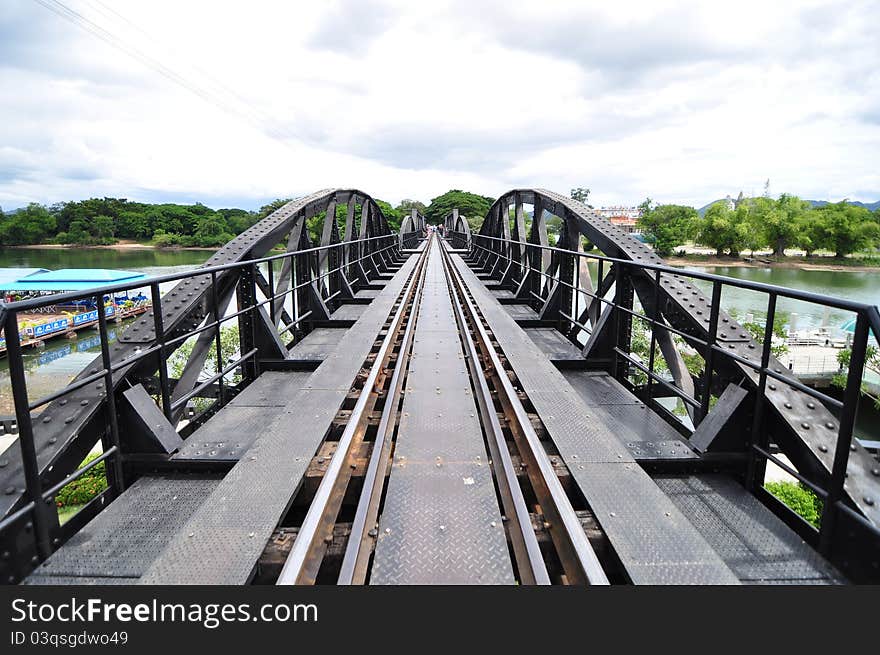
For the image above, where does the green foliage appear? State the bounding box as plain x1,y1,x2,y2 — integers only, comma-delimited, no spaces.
765,481,822,528
0,196,299,248
424,190,495,229
813,201,880,257
395,199,426,216
693,200,750,256
374,199,402,233
54,453,108,508
570,187,591,204
729,308,790,359
169,324,242,410
0,203,56,245
831,345,880,406
637,200,697,256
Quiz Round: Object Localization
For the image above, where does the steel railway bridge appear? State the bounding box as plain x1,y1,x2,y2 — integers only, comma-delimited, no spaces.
1,188,878,585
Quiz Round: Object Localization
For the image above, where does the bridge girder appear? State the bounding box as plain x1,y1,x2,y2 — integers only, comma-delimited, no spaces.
0,189,397,536
475,188,880,536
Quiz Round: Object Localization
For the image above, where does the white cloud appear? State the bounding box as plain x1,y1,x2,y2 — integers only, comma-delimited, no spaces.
0,0,878,211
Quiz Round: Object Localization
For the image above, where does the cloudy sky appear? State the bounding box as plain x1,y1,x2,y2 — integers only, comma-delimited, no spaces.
1,0,878,211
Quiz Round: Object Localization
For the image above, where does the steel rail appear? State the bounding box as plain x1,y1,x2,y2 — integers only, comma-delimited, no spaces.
440,244,609,585
337,237,431,584
439,243,551,585
276,240,431,585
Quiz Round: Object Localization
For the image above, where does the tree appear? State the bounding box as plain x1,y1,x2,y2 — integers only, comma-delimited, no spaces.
758,194,808,256
693,201,748,256
374,199,402,233
424,190,495,229
570,187,591,205
395,199,426,216
0,203,56,245
193,214,233,247
815,201,880,257
637,201,697,256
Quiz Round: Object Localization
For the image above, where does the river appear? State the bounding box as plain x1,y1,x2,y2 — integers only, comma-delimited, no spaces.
2,247,880,415
0,247,208,414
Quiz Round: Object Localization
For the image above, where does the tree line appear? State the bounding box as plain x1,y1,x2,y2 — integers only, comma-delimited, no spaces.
0,191,496,249
637,195,880,258
0,196,414,248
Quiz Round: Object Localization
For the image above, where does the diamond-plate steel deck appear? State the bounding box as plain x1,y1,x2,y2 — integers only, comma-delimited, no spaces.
559,371,696,460
26,474,221,584
288,327,351,361
174,372,315,461
503,303,540,321
524,327,585,362
452,254,738,584
329,303,368,321
138,255,419,584
655,475,843,584
371,240,514,585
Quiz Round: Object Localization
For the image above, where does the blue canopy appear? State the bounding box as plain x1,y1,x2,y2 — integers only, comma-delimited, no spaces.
1,268,147,292
0,268,48,287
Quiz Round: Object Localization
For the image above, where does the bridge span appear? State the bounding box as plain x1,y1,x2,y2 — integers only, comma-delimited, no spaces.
1,188,878,585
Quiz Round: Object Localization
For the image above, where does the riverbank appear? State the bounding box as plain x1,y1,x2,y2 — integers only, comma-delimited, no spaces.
666,254,880,272
6,240,217,252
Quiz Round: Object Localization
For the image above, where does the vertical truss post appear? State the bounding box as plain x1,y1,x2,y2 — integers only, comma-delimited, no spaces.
646,269,662,404
150,283,173,421
745,293,777,490
210,271,225,405
698,282,723,422
236,263,259,384
4,309,52,562
612,262,634,382
96,293,125,496
819,312,868,555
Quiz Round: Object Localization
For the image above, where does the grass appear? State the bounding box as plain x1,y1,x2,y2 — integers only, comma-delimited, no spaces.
765,481,823,528
57,503,86,525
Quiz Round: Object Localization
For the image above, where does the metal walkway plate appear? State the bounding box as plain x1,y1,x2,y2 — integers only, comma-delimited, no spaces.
26,474,221,584
562,371,697,461
174,371,315,462
524,327,585,362
139,256,419,584
329,303,368,321
655,475,843,584
451,255,738,584
288,327,351,362
371,240,514,585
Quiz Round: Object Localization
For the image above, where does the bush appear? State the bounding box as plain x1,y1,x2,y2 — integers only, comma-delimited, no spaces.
765,481,822,528
54,453,108,508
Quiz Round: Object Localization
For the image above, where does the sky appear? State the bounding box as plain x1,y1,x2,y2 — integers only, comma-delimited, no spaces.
0,0,878,211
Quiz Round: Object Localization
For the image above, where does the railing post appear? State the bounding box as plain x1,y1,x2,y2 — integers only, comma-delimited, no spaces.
819,312,869,555
96,293,125,495
150,283,173,421
210,271,225,405
745,294,777,490
612,262,633,381
4,310,52,561
698,282,723,422
646,269,662,403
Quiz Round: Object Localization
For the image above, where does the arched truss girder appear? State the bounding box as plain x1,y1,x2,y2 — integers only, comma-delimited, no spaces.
399,209,427,247
444,209,471,248
476,188,879,530
0,188,399,524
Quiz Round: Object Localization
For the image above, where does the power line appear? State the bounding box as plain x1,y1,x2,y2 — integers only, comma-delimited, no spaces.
30,0,296,147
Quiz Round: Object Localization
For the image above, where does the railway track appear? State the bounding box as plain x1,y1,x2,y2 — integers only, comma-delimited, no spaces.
262,235,613,585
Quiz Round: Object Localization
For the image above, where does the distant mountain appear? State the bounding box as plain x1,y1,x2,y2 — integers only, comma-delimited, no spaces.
697,198,880,216
804,199,880,212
